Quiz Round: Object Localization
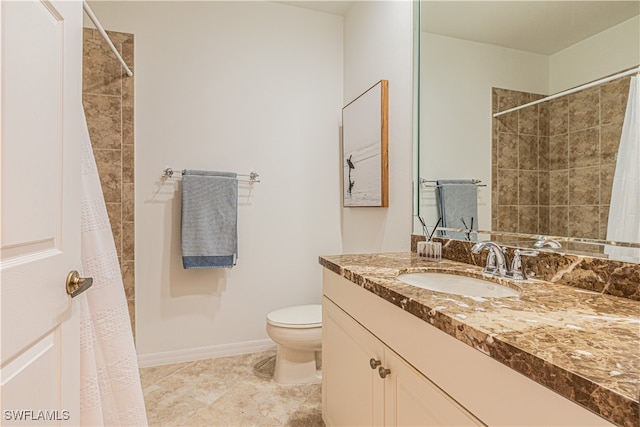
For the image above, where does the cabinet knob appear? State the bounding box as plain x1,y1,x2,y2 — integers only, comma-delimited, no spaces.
369,358,382,369
378,366,391,378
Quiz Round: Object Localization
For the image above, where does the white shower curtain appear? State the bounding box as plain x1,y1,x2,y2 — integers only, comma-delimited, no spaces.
606,75,640,262
79,108,148,426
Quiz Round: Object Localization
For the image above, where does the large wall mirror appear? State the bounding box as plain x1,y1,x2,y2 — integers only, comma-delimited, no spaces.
416,0,640,262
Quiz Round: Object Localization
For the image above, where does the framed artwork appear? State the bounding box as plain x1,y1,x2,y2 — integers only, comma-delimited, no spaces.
342,80,389,207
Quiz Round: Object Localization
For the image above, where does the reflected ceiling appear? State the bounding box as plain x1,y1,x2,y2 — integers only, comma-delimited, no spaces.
421,1,640,55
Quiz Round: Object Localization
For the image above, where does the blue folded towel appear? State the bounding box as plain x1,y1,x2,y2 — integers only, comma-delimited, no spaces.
436,180,478,240
181,170,238,269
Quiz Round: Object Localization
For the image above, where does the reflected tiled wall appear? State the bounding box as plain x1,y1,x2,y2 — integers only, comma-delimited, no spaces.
492,89,546,235
82,28,135,337
492,75,630,242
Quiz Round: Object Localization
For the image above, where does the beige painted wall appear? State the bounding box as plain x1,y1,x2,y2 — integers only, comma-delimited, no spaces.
342,0,414,253
86,1,345,361
86,0,416,362
549,16,640,93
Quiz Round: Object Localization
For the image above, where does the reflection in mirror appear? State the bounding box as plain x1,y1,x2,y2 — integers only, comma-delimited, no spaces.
416,1,640,261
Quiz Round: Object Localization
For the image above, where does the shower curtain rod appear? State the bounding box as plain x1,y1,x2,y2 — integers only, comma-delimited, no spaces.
493,66,640,117
82,1,133,77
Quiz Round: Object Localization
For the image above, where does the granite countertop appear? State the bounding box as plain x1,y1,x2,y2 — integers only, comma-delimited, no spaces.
319,252,640,427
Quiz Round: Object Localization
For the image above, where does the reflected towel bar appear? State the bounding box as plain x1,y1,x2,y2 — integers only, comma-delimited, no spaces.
420,178,486,188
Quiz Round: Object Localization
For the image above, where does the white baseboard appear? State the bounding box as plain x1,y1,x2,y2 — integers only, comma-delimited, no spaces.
137,339,277,368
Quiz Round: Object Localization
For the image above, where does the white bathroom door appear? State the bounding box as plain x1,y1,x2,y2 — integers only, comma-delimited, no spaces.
1,0,83,425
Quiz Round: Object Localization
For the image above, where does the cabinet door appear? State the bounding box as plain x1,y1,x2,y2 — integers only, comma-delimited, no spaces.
384,348,482,426
323,297,385,426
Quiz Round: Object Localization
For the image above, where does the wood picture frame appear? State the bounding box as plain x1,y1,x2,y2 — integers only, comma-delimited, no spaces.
342,80,389,207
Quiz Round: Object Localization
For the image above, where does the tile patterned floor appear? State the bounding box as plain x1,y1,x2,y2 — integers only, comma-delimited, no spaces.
140,350,324,426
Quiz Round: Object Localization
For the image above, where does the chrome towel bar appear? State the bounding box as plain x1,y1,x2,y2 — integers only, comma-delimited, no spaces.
162,168,260,183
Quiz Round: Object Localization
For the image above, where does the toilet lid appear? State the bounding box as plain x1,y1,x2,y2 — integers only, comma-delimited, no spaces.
267,304,322,328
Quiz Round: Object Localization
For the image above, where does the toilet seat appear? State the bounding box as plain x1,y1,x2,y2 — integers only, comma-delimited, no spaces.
266,304,322,329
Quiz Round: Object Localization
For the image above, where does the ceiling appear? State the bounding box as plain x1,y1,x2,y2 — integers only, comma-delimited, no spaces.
276,1,354,16
421,1,640,55
276,1,639,55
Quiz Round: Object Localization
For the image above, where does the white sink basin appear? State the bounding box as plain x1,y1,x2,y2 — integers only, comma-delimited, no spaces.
397,272,520,298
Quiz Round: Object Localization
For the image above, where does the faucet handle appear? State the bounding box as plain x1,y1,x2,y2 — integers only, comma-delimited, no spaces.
484,248,497,273
509,249,538,280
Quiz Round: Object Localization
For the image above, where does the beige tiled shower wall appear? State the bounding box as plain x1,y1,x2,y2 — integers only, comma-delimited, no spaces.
492,89,546,236
82,28,135,337
492,75,630,244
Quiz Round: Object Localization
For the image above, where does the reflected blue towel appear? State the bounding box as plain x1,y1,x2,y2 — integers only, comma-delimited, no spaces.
181,170,238,269
436,180,478,240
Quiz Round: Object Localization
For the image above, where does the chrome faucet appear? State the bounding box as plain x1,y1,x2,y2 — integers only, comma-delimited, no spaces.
534,238,562,249
471,241,507,277
472,241,538,280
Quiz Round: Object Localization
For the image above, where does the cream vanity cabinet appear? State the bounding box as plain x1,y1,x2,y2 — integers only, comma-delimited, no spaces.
323,295,480,426
321,269,614,427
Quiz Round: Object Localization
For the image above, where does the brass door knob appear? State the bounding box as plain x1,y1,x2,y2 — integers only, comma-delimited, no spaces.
66,270,93,298
369,358,382,369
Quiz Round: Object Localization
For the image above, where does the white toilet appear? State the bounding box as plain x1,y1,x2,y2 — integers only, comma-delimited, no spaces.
266,304,322,384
